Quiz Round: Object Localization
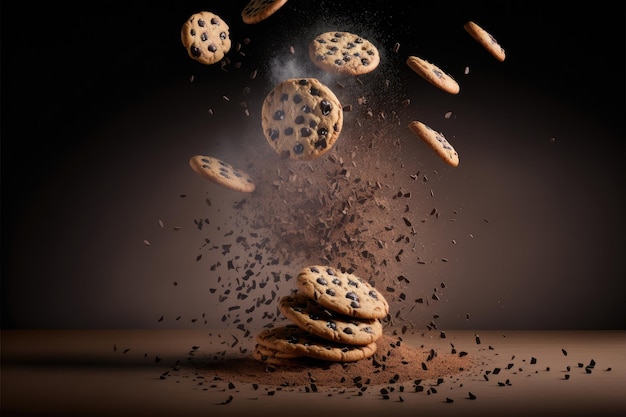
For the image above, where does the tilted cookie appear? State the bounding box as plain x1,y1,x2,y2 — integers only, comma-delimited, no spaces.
296,266,389,320
261,78,343,160
189,155,256,192
241,0,288,24
408,121,459,167
309,31,380,76
255,324,378,362
278,293,383,346
406,55,460,94
181,11,231,65
464,21,506,62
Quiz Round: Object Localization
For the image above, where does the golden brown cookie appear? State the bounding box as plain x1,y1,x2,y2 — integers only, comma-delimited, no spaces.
296,266,389,320
408,121,459,167
261,78,343,160
278,293,383,346
252,343,303,366
189,155,256,193
181,11,231,65
464,21,506,62
242,0,288,24
308,31,380,75
255,324,378,362
406,55,460,94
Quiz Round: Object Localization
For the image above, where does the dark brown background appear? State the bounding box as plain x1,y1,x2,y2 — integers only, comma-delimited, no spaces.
1,1,624,330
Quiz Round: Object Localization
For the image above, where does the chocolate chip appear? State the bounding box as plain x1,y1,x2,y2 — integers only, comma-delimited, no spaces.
190,45,202,58
314,138,327,150
293,143,304,154
273,110,285,120
198,19,206,27
268,129,279,141
295,115,305,124
320,100,333,115
346,292,359,302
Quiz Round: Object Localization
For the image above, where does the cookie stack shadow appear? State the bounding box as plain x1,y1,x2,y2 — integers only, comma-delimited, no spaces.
253,265,390,366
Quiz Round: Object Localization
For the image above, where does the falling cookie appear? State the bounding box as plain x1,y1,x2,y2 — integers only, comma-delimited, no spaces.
261,78,343,160
181,11,231,65
408,121,459,167
309,31,380,76
189,155,256,193
242,0,289,24
464,21,506,62
406,55,460,94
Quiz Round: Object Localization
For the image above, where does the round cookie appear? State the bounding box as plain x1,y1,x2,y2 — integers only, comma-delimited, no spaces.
242,0,288,24
255,324,378,362
278,293,383,346
261,78,343,161
189,155,256,193
309,31,380,76
181,11,231,65
463,21,506,62
296,266,389,320
406,55,460,94
408,121,459,168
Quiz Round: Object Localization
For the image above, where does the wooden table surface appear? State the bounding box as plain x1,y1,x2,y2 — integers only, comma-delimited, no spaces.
2,329,624,417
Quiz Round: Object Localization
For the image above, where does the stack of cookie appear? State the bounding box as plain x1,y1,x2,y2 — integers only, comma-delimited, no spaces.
253,265,389,365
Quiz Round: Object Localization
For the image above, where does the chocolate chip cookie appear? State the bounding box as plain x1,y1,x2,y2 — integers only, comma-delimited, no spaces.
278,293,383,346
189,155,256,193
296,266,389,320
181,11,231,65
406,55,460,94
261,78,343,160
309,31,380,75
408,121,459,167
241,0,288,24
255,324,378,362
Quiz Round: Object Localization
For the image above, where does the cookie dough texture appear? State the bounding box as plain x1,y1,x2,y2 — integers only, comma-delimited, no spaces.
278,293,383,345
309,31,380,75
252,343,302,366
189,155,256,193
181,11,231,65
406,55,460,94
408,121,459,167
261,78,343,161
242,0,288,24
464,21,506,62
255,324,378,362
296,265,389,320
